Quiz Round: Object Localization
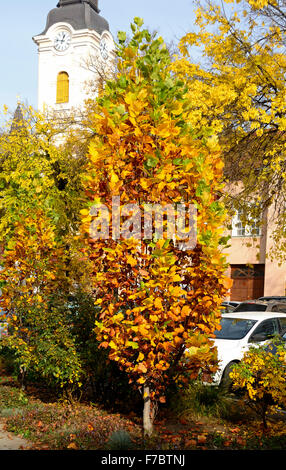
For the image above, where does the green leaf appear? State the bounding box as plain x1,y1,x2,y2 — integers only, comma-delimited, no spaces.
146,155,159,168
117,31,127,43
114,104,126,115
134,17,144,27
127,341,139,349
118,76,128,89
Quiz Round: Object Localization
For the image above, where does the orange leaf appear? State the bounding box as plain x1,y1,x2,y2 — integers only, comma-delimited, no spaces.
162,342,173,352
222,277,233,290
181,305,191,316
223,440,232,447
186,439,197,447
230,427,240,434
174,336,183,345
154,298,163,309
127,255,137,267
139,269,149,277
197,435,207,444
179,418,188,425
137,363,147,373
67,442,78,450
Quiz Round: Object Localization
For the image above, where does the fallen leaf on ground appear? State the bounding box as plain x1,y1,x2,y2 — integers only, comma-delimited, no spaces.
197,435,207,444
67,442,78,450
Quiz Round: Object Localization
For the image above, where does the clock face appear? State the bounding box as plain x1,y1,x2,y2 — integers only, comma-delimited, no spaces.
100,38,109,60
54,31,71,52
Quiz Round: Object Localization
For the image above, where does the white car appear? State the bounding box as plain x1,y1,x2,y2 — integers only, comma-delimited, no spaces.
212,311,286,388
222,301,241,308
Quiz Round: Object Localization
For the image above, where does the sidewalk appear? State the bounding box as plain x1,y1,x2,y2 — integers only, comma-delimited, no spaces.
0,421,32,450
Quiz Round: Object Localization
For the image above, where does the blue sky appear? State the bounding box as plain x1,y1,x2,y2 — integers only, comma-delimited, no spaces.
0,0,197,123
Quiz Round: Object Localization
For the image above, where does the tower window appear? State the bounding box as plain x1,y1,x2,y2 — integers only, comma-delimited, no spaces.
56,72,69,104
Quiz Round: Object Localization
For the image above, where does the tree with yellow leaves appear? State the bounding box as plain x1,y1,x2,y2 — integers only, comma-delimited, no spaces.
0,212,83,390
0,106,85,391
80,18,231,435
174,0,286,260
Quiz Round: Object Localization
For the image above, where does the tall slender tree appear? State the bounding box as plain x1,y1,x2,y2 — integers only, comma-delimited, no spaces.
0,106,85,390
80,19,231,435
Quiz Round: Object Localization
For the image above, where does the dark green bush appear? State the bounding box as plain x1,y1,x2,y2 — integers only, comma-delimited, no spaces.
68,290,142,413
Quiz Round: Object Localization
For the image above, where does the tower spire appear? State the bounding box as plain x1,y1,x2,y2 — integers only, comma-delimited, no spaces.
10,104,25,134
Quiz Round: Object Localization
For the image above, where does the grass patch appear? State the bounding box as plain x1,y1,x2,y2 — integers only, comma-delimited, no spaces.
5,400,141,450
168,381,248,422
0,385,30,411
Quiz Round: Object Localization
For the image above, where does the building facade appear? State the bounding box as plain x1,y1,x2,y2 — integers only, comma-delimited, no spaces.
225,204,286,301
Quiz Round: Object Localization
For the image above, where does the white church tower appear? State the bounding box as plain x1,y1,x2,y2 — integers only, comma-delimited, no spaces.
33,0,114,113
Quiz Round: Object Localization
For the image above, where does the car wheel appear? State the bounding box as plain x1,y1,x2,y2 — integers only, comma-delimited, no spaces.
220,362,238,393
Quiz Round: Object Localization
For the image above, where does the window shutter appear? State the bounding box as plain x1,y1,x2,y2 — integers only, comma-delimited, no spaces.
56,72,69,103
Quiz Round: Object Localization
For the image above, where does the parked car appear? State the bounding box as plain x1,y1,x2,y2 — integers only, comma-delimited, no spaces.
232,300,286,313
220,302,236,313
259,296,286,302
212,311,286,388
222,301,241,308
221,301,241,313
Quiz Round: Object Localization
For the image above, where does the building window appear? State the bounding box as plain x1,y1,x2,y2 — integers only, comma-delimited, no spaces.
232,209,261,237
56,72,69,104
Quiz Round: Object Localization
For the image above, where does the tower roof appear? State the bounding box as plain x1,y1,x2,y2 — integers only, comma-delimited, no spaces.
40,0,109,35
57,0,100,13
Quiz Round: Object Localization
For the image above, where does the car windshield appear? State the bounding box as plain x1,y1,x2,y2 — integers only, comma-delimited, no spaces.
234,303,267,312
214,318,257,340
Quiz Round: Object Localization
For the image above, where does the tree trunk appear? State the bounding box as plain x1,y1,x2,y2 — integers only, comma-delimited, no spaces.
261,399,268,432
19,365,26,391
143,385,153,437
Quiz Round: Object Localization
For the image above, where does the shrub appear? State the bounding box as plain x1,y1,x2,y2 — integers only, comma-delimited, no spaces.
68,290,142,412
230,337,286,429
167,381,234,420
106,430,133,450
0,347,17,376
